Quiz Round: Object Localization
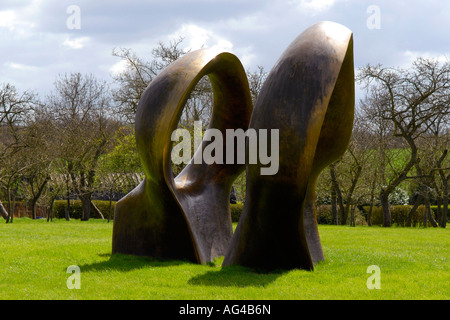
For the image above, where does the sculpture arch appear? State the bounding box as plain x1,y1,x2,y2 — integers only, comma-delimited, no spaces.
112,50,253,264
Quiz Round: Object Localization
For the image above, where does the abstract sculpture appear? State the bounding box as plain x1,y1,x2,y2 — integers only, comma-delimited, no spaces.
112,50,253,263
223,21,354,271
112,21,354,271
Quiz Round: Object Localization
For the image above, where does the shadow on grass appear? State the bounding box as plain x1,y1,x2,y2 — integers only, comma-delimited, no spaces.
79,253,193,272
78,253,287,288
187,265,287,288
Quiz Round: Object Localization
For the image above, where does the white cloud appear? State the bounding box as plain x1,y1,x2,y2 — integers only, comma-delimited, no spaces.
168,23,260,68
169,24,233,53
233,46,257,68
63,36,90,49
0,0,43,36
109,59,128,75
6,62,39,72
0,9,36,37
0,10,16,30
402,50,449,65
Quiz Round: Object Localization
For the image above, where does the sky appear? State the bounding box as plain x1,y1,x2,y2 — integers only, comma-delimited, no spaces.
1,0,450,101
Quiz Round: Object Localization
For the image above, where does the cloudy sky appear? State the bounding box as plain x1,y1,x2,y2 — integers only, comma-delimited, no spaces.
1,0,450,100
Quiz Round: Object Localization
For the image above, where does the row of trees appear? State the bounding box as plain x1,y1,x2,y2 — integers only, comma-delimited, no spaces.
317,58,449,228
0,38,267,223
1,38,449,227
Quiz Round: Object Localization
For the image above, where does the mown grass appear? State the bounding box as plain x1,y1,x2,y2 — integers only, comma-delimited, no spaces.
0,218,448,300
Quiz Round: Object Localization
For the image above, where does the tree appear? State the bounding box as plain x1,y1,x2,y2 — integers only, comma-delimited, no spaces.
247,65,268,105
0,83,36,222
46,73,118,221
357,57,450,226
112,38,188,124
97,126,144,221
20,108,56,219
320,108,376,226
112,38,214,177
414,116,449,227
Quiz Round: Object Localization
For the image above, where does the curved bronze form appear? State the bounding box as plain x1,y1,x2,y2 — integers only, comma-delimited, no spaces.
223,21,354,271
112,49,253,264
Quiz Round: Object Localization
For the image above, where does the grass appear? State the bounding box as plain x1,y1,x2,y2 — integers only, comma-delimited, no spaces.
0,218,448,300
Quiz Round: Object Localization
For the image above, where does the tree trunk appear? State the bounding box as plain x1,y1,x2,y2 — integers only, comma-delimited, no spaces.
6,187,13,223
350,205,356,227
441,193,448,228
407,195,422,227
90,200,104,219
11,196,16,218
329,163,345,224
367,178,377,227
380,136,417,228
331,184,338,225
440,180,448,228
80,193,92,221
31,177,50,219
31,200,37,220
424,193,438,228
65,197,71,221
436,150,448,228
337,190,345,224
367,202,373,227
0,199,8,220
344,165,362,227
435,197,442,225
47,197,56,222
380,191,391,227
108,190,113,223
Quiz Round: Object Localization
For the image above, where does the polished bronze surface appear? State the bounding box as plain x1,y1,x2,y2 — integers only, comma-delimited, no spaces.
223,21,354,271
112,49,253,264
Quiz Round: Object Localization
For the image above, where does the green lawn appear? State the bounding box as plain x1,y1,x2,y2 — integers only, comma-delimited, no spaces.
0,218,448,300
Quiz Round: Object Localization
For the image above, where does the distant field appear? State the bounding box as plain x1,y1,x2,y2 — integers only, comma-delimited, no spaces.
0,218,448,300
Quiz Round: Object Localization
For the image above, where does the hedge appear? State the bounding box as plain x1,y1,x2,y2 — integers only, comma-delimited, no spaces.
52,200,116,219
370,205,427,227
230,203,369,225
230,202,244,222
430,205,450,218
55,200,244,221
8,198,449,225
316,205,367,225
54,200,247,221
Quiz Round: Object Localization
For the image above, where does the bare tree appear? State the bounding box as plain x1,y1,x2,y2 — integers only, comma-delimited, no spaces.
46,73,118,221
357,57,450,226
0,83,36,222
247,65,268,105
112,37,187,124
323,108,376,226
20,108,57,219
415,115,449,227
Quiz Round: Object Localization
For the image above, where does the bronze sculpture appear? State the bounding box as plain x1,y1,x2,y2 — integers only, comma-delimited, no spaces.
112,21,354,271
223,21,354,271
112,50,253,263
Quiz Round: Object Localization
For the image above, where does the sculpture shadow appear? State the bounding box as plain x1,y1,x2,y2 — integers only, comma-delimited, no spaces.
78,254,287,288
79,253,191,273
187,265,287,288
